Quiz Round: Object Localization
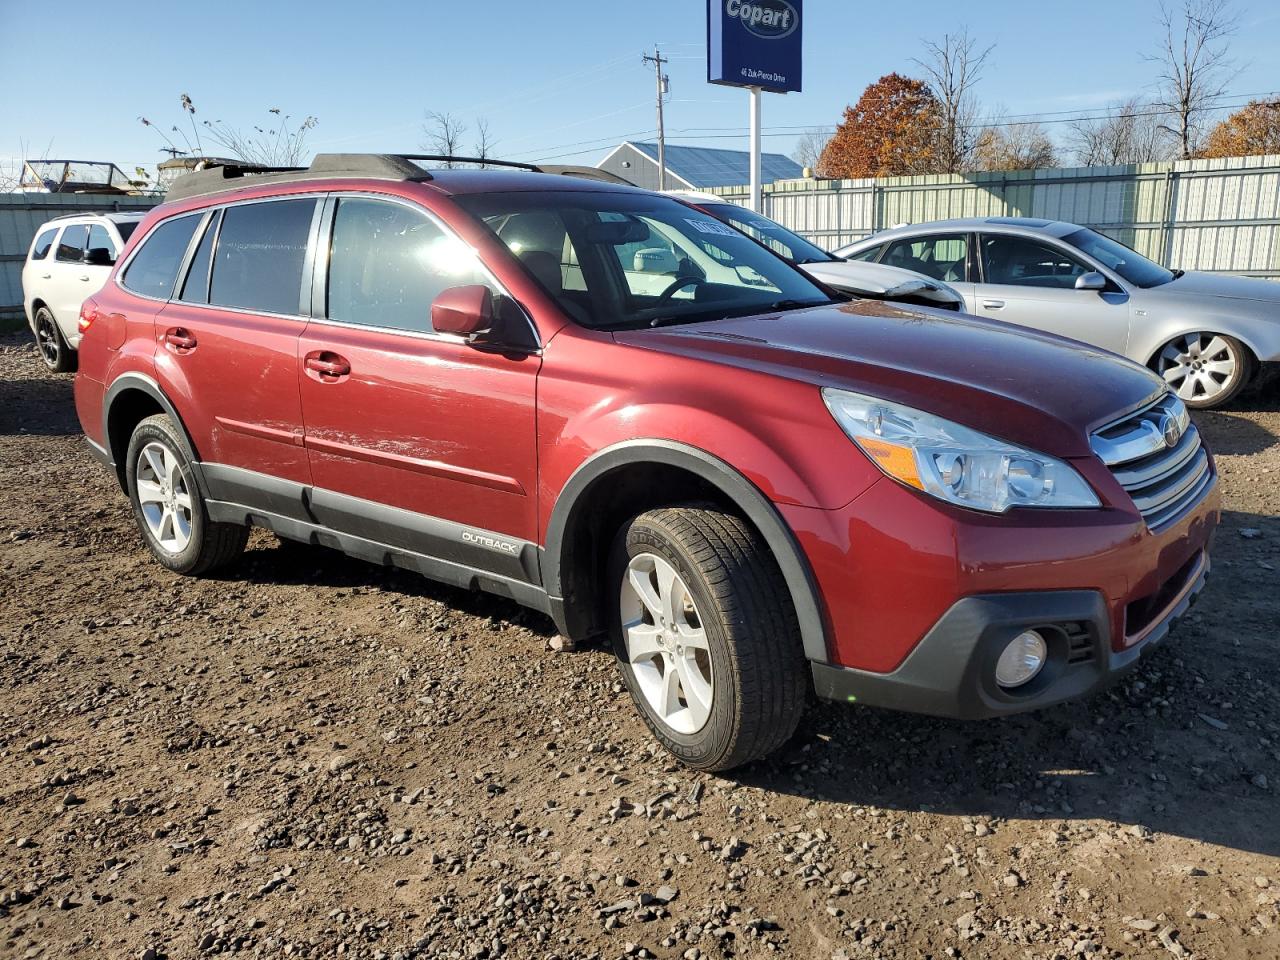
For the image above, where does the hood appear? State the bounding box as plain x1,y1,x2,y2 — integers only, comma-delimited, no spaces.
1158,270,1280,306
801,259,965,308
616,301,1166,458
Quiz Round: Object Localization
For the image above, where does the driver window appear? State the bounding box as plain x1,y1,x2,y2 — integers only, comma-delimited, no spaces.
327,197,493,333
980,235,1088,288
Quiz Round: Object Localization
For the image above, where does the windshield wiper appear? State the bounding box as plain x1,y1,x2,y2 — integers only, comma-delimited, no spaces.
767,298,828,312
1171,268,1185,279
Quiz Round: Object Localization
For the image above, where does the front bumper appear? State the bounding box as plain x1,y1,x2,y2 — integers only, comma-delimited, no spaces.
811,551,1208,718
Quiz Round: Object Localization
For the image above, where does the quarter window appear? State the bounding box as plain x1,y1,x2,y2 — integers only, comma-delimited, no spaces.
881,234,968,282
121,214,201,300
326,197,494,333
980,234,1088,288
210,199,315,315
179,212,220,304
30,227,58,260
56,224,89,262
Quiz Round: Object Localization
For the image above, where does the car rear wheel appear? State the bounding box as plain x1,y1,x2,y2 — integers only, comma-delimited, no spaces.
609,504,808,771
125,414,247,575
1154,332,1254,409
34,307,76,373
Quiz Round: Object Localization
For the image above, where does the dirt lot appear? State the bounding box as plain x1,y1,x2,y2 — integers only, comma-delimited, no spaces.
1,333,1278,960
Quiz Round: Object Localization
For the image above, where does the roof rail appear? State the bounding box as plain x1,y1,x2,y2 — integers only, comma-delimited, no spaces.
164,152,636,202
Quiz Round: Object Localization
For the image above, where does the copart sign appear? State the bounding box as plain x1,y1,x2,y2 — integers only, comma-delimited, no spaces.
707,0,803,93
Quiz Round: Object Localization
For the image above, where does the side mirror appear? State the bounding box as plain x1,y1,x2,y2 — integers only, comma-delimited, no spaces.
431,284,493,340
1074,271,1107,291
83,247,115,267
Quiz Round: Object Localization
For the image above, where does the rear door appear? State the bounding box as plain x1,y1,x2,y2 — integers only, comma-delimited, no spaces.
975,232,1130,353
49,222,90,336
878,232,977,307
150,198,317,492
297,193,541,575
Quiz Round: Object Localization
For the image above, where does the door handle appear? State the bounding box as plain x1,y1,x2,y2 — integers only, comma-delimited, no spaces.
79,275,91,282
40,273,51,280
981,299,1005,309
163,328,197,352
305,351,351,381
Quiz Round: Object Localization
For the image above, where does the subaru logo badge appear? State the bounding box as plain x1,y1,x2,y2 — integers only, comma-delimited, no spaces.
1159,414,1182,448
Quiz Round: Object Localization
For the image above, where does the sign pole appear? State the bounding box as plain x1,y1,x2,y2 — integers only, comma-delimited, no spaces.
748,85,762,212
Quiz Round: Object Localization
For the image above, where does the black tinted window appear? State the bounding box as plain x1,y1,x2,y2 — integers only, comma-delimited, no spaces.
87,224,116,258
846,243,883,262
210,199,315,315
179,212,219,304
116,222,138,243
121,214,200,299
30,227,57,260
327,197,492,333
56,224,88,262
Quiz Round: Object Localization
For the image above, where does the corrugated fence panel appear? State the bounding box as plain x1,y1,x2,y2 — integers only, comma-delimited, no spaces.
0,194,159,320
708,155,1280,276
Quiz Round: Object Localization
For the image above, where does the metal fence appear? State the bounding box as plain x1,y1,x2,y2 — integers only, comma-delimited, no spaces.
0,193,159,324
708,154,1280,278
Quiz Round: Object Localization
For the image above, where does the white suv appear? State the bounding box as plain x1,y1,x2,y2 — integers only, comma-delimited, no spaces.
22,212,146,372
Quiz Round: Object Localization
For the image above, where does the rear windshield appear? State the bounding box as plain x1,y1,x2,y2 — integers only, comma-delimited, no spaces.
455,191,833,331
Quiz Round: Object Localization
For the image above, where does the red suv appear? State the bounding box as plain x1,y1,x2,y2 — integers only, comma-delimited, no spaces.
74,154,1219,770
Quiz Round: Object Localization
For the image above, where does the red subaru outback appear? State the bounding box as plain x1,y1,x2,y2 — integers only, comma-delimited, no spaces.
74,155,1219,770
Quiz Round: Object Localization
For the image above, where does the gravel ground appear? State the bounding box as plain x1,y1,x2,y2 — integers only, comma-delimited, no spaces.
1,332,1278,960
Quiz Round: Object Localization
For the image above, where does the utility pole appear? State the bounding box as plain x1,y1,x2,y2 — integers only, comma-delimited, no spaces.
642,48,669,189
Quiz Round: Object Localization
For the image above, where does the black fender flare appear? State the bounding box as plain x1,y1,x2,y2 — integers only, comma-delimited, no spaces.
542,439,831,664
102,372,210,496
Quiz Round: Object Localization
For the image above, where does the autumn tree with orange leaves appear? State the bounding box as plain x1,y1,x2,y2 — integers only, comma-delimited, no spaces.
1199,99,1280,158
818,74,943,179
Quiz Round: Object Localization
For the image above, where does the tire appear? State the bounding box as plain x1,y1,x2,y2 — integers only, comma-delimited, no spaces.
1153,332,1255,409
608,504,808,771
125,414,247,575
34,306,76,374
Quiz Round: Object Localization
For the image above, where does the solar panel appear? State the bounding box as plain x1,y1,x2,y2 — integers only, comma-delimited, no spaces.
626,142,803,187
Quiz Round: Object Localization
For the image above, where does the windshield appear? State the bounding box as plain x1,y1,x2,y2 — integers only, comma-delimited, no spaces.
455,191,834,330
1061,228,1176,288
702,203,837,265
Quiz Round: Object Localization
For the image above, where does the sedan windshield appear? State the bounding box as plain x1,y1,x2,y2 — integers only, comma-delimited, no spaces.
701,202,838,265
1061,228,1176,288
455,191,835,330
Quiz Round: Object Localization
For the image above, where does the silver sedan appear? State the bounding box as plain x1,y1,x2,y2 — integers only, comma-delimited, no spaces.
837,217,1280,408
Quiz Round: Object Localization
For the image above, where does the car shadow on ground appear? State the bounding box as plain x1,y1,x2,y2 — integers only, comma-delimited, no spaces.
0,368,81,437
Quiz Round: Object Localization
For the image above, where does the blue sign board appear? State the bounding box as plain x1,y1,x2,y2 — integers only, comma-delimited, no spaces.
707,0,803,94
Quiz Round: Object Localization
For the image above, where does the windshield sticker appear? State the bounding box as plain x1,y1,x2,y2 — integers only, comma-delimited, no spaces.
685,218,739,238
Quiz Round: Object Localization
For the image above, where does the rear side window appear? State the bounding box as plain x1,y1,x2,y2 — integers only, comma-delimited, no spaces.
210,199,315,315
326,197,492,333
121,214,201,300
30,227,58,260
56,224,89,262
87,224,117,258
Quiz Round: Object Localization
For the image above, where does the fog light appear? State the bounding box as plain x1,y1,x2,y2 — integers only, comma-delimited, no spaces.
995,630,1047,688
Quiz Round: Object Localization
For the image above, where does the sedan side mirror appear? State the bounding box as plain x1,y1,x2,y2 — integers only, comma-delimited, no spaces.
83,247,115,267
431,284,493,340
1074,271,1107,292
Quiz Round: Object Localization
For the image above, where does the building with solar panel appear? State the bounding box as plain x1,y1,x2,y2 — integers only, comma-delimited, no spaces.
596,141,803,191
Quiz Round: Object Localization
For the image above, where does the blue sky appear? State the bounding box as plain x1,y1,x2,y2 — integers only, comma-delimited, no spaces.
2,0,1277,175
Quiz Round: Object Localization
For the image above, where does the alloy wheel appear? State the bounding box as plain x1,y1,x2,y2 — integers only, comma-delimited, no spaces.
36,312,60,369
619,552,714,735
135,441,193,554
1158,333,1239,403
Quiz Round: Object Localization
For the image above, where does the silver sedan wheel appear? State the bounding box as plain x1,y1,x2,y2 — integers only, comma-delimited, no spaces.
135,441,193,554
620,553,714,735
1158,333,1239,403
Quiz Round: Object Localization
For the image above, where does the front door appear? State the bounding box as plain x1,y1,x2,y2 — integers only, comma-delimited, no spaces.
297,195,540,566
975,232,1130,354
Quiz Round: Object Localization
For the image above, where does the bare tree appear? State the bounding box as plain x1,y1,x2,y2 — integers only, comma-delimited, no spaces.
422,111,468,166
972,121,1058,172
141,95,318,167
1151,0,1240,159
792,127,831,174
473,118,496,164
1067,98,1177,166
914,28,994,172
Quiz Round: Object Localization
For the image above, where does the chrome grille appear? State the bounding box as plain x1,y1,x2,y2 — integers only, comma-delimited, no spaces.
1091,394,1212,531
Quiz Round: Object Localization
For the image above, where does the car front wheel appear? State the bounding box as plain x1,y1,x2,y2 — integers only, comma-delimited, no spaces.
1154,332,1254,409
34,307,76,373
609,505,808,771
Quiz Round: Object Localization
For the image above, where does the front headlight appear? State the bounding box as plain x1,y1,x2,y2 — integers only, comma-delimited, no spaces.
823,388,1100,513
